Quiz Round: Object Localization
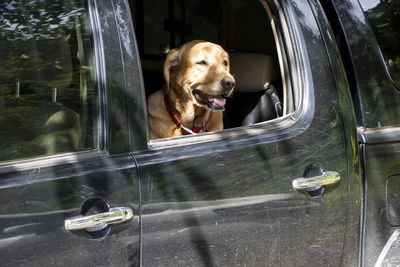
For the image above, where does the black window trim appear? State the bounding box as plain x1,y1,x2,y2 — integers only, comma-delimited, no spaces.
90,0,107,152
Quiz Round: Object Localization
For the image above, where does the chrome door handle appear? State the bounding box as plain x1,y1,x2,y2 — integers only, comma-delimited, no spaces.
65,207,133,231
292,171,341,191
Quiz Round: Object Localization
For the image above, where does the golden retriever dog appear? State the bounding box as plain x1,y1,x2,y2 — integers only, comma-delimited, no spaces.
147,40,235,139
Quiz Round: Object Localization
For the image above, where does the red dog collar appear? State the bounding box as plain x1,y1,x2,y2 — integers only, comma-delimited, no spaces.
164,95,214,135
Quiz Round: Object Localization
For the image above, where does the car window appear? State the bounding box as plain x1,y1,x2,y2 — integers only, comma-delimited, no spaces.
360,0,400,88
131,0,293,141
0,0,98,162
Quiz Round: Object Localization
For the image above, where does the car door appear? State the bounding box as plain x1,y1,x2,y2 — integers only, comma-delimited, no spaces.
129,0,360,266
0,0,141,266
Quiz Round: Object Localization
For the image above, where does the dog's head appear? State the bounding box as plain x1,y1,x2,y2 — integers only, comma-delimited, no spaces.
163,40,235,111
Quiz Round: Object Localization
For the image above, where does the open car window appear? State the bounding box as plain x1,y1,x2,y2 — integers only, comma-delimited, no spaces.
130,0,298,144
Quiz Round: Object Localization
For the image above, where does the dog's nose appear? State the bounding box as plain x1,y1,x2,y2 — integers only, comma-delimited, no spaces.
221,76,235,90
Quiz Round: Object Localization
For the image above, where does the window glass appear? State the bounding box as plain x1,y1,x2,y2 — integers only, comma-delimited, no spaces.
0,0,98,162
361,0,400,87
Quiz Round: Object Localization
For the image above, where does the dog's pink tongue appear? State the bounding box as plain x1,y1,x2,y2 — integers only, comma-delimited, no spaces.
210,97,226,107
213,97,226,107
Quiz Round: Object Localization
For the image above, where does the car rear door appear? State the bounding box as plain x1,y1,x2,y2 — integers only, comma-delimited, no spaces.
130,0,361,266
0,0,141,265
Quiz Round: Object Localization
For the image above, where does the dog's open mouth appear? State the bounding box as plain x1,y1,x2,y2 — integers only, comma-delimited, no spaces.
192,89,227,110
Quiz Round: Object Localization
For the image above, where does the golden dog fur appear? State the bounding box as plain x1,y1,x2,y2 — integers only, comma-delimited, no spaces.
147,40,235,139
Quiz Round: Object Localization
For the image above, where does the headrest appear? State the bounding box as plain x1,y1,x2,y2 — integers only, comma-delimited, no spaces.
230,53,279,92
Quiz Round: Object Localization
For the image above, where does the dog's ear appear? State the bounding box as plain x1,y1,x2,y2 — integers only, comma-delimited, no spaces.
163,48,180,90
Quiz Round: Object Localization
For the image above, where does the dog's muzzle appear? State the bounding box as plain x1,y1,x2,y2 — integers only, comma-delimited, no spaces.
192,89,229,111
192,76,235,111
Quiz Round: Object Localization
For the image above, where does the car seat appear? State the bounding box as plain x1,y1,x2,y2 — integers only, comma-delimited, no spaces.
223,53,282,129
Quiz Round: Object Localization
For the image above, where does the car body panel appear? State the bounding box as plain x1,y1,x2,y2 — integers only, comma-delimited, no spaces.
330,0,400,266
0,0,141,266
0,153,140,266
306,0,362,265
361,142,400,266
332,0,400,130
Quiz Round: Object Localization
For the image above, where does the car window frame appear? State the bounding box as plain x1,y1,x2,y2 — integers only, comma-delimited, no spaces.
131,0,315,151
0,0,123,169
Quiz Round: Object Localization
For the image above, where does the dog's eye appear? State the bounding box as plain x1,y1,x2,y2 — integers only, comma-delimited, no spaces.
196,60,207,65
223,60,228,66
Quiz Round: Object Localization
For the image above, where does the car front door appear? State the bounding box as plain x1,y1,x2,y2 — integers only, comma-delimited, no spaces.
130,0,360,266
0,0,141,265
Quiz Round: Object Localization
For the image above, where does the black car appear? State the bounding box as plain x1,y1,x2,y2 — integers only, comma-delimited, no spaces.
0,0,399,266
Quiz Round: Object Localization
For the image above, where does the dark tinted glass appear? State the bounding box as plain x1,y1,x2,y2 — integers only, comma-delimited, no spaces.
0,0,98,162
361,0,400,88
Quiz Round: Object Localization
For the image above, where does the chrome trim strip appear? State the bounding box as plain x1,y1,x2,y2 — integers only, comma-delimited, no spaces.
0,149,106,173
357,127,400,144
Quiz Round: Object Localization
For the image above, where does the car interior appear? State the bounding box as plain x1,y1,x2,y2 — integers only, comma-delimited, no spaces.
129,0,291,132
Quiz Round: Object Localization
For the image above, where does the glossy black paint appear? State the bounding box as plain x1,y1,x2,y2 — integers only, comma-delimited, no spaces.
330,0,400,266
2,0,400,265
331,0,400,130
307,0,362,263
0,0,141,266
0,154,140,266
132,0,359,265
